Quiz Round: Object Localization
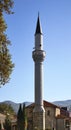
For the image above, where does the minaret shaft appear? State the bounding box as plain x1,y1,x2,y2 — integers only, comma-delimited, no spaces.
35,61,43,106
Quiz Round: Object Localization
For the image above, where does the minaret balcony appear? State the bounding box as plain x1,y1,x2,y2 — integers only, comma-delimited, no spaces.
32,50,46,62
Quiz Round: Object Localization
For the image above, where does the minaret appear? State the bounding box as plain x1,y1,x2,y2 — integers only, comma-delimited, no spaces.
32,16,46,130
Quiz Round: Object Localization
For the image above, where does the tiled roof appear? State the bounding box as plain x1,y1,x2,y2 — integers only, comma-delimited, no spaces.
44,100,59,108
26,100,59,108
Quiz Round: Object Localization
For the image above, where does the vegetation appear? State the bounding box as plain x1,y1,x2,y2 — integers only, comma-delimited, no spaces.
17,104,27,130
4,114,11,130
0,103,15,130
0,0,14,86
23,104,27,130
17,104,24,130
0,103,15,115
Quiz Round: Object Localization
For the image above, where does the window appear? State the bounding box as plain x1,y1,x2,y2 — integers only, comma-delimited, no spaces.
47,110,50,116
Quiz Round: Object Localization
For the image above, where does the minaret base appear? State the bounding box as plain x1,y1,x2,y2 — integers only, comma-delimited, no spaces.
33,107,45,130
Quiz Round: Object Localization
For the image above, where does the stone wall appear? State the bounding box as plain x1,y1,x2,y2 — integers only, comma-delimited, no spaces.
56,119,65,130
45,106,56,130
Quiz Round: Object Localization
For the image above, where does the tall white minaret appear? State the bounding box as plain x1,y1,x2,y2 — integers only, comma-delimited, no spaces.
32,16,46,130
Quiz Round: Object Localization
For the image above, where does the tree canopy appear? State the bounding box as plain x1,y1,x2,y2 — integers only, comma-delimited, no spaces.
0,0,14,86
0,103,15,115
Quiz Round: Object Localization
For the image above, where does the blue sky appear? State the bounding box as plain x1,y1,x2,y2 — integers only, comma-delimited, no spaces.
0,0,71,103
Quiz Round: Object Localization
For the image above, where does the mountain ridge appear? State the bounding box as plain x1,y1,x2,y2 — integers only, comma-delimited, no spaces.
53,100,71,110
0,99,71,113
0,100,32,113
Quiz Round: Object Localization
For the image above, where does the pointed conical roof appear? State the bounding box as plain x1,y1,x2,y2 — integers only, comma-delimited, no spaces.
35,15,42,35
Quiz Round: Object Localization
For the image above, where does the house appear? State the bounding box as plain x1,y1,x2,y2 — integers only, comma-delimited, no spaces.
26,100,70,130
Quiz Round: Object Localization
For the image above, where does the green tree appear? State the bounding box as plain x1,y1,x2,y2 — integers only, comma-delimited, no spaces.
17,104,28,130
0,103,15,115
0,0,14,86
4,114,11,130
23,104,27,130
17,104,24,130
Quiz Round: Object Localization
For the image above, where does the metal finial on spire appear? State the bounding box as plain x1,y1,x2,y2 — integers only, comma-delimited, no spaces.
38,12,39,17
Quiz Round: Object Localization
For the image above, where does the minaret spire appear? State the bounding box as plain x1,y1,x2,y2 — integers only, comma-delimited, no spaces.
32,16,46,130
35,15,42,35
